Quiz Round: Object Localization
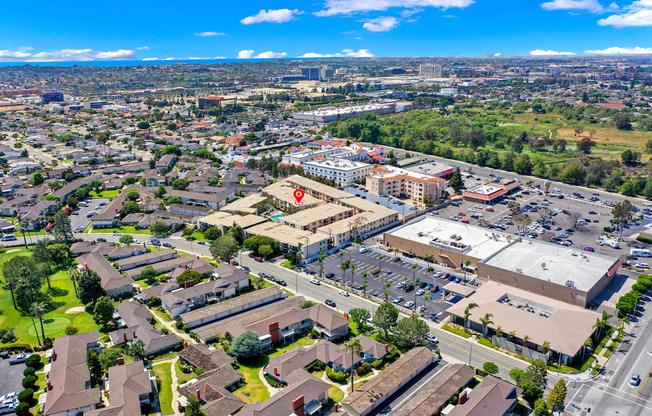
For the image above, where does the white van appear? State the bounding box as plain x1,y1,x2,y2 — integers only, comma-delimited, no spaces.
0,234,16,241
597,237,620,248
630,248,652,257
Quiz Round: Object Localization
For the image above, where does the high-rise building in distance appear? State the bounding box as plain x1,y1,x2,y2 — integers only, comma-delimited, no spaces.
419,64,442,78
42,92,64,104
301,66,320,81
320,66,334,79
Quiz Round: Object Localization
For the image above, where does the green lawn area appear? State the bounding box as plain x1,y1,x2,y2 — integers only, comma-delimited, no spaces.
184,232,205,242
176,359,197,385
269,337,316,358
152,363,174,415
604,333,624,358
280,260,293,269
329,386,344,403
90,189,120,198
233,356,270,404
91,226,153,235
442,324,473,339
0,248,101,348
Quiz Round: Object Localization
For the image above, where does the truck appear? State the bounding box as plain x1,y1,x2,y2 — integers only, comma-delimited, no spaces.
596,236,620,248
630,248,652,257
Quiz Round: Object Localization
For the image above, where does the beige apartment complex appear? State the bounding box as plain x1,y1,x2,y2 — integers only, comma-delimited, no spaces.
366,166,445,202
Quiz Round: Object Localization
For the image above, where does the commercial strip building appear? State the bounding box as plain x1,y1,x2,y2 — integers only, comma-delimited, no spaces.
366,165,445,202
462,179,522,204
447,281,602,365
341,347,438,416
293,103,395,123
383,216,620,307
405,160,455,179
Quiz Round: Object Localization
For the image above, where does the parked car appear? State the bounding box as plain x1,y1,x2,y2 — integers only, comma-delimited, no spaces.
276,279,287,286
310,279,321,285
96,238,107,242
358,247,368,253
325,299,336,307
253,257,263,262
9,353,30,365
396,282,405,289
392,296,404,304
416,289,425,296
584,247,595,252
325,273,335,279
113,232,122,236
404,301,415,308
162,242,172,248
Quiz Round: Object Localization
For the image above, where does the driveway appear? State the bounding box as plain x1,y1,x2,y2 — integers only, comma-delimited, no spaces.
0,355,26,401
70,198,109,231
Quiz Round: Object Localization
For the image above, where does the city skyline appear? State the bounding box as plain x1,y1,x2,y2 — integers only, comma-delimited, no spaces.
1,0,652,62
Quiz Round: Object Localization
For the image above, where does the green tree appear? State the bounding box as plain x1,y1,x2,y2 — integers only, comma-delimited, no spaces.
119,234,134,245
210,235,239,263
99,347,123,370
251,274,265,289
155,185,167,198
93,296,115,329
463,302,478,329
231,330,262,360
177,270,203,287
373,302,399,339
149,219,169,236
349,308,371,331
30,302,47,342
509,368,525,385
87,350,103,387
185,395,206,416
53,210,74,243
533,398,551,416
612,200,634,240
172,178,190,191
204,227,222,241
547,378,567,412
32,172,45,186
32,239,52,266
126,339,147,362
137,121,150,130
614,113,632,130
393,315,429,349
576,137,596,154
479,313,493,338
126,189,140,201
524,360,548,389
139,266,158,284
449,167,464,193
521,382,544,408
77,268,106,305
48,243,72,266
483,361,499,375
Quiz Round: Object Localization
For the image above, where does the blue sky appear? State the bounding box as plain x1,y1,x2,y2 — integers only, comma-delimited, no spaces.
1,0,651,61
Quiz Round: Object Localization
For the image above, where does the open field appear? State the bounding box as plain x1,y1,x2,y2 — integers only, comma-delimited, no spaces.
0,248,101,348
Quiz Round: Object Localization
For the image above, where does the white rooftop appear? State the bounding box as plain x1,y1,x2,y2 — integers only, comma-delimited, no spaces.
388,216,514,260
483,239,618,292
465,184,502,196
304,158,370,171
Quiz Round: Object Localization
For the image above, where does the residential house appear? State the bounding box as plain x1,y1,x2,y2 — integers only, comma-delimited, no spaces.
85,361,156,416
76,252,134,297
446,375,522,416
116,249,178,271
168,190,226,210
110,301,181,356
156,154,177,171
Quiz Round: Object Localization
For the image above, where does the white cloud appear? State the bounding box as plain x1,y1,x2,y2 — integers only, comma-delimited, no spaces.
237,50,255,59
599,0,652,27
196,31,226,37
241,9,303,24
142,56,227,61
237,50,287,59
585,46,652,53
299,48,375,58
136,46,149,50
255,51,288,59
142,57,159,61
362,16,399,31
540,0,617,13
530,49,577,55
0,48,136,62
315,0,473,17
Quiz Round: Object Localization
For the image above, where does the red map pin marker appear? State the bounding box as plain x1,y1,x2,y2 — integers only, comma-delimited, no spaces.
294,189,305,205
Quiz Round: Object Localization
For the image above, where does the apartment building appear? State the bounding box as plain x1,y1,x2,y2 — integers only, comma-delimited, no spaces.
366,166,445,202
303,158,372,186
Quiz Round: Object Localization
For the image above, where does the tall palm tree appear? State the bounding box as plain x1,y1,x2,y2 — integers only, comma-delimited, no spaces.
426,255,434,270
463,302,478,329
318,248,326,278
541,341,551,358
618,316,629,338
463,260,472,282
600,310,614,338
592,318,604,342
582,338,593,361
479,313,493,338
413,277,421,309
31,302,47,342
228,221,244,244
361,271,368,295
16,221,28,249
523,334,530,349
393,248,399,259
144,196,152,225
350,262,356,286
340,262,349,284
345,338,363,393
423,294,432,312
69,265,78,298
383,278,391,302
29,310,41,346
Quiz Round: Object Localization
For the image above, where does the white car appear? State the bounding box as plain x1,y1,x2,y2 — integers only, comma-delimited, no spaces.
404,301,415,308
0,394,17,403
358,247,368,253
426,333,439,343
113,232,122,236
310,279,321,285
339,290,350,297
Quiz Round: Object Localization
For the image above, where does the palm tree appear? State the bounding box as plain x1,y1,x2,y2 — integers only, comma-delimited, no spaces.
251,275,265,290
340,262,349,284
345,338,363,393
393,248,399,259
426,254,434,270
541,341,551,360
144,196,152,225
16,221,28,249
592,318,604,342
31,302,47,343
600,310,614,338
29,310,41,346
509,331,516,342
496,326,504,339
479,313,493,338
382,278,391,302
582,338,593,361
618,316,629,338
463,260,472,282
228,221,244,244
318,248,326,277
413,277,421,309
523,334,530,349
463,302,478,329
69,265,78,298
423,294,432,312
361,271,368,295
350,262,356,286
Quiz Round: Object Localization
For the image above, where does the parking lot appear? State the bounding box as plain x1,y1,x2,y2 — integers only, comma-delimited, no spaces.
434,173,647,258
305,246,473,321
70,198,109,232
342,185,418,217
0,355,27,410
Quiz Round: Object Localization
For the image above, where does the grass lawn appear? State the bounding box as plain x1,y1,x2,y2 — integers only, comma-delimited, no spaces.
442,324,473,339
184,232,205,242
280,260,293,269
152,363,174,415
269,337,316,358
0,248,101,348
90,189,120,198
153,307,174,322
329,386,344,403
176,359,197,385
91,226,153,235
233,356,270,404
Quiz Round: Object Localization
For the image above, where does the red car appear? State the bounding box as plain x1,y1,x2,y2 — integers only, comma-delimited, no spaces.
253,257,263,262
486,207,494,212
461,219,469,224
458,212,466,216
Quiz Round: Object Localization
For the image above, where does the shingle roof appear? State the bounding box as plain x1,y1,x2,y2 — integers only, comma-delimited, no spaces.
447,375,522,416
181,286,282,324
85,361,152,416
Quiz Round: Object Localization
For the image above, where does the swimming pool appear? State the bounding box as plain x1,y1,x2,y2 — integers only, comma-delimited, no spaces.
272,214,283,221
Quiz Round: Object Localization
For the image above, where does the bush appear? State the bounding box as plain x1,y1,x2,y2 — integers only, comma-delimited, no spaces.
603,226,613,233
22,375,37,388
161,328,170,335
25,354,41,368
309,328,320,339
356,362,372,376
175,319,184,330
384,347,399,363
637,236,652,244
180,364,193,374
372,359,384,369
64,326,78,336
18,388,34,403
182,324,189,333
326,366,347,382
194,367,204,375
14,402,30,416
182,228,194,236
23,367,35,377
305,360,325,373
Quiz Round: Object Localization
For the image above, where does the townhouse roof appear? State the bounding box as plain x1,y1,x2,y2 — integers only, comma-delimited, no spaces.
76,252,134,292
116,249,177,268
179,375,244,416
125,256,198,278
85,361,152,416
110,301,181,355
181,286,282,324
447,375,522,416
169,190,226,204
178,344,234,372
43,331,101,415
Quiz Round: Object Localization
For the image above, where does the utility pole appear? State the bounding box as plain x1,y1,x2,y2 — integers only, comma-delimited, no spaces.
468,343,473,365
